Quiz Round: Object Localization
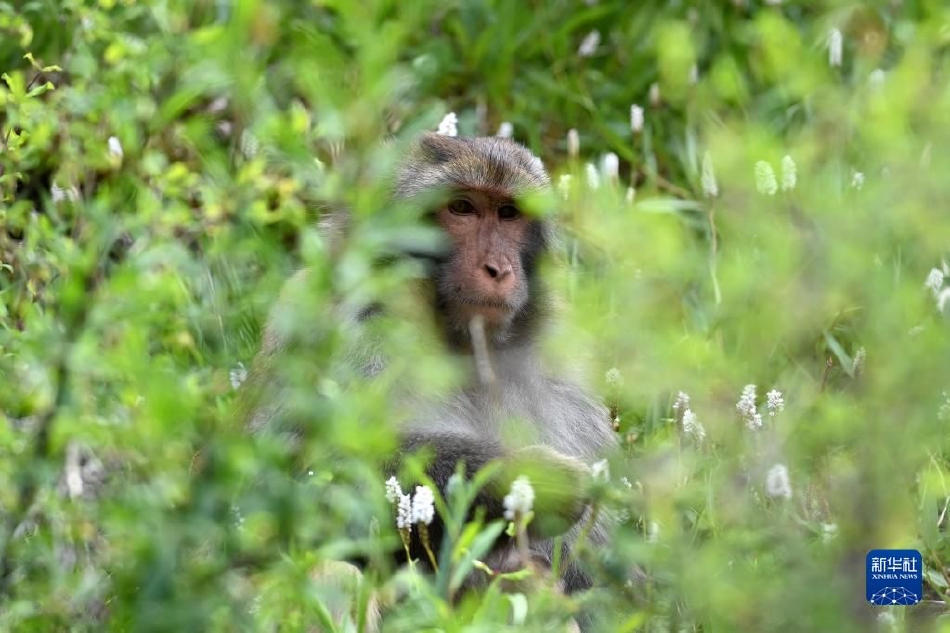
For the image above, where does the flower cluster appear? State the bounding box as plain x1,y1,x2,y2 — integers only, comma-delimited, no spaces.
436,112,458,137
766,389,785,416
503,476,535,521
736,384,763,429
765,464,792,499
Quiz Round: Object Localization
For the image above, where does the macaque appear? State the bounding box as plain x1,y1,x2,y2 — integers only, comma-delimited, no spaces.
239,133,619,606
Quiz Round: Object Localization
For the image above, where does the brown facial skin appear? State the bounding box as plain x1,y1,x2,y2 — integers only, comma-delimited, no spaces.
433,189,533,337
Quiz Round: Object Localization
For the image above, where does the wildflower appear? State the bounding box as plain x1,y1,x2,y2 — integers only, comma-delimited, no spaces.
578,30,600,57
821,522,839,543
557,174,573,200
701,151,718,198
396,493,413,531
672,391,690,415
649,82,661,107
385,476,402,504
853,347,866,376
496,121,513,138
938,392,949,422
620,476,633,489
925,268,945,296
503,476,535,520
411,485,435,525
586,163,601,189
851,170,865,190
436,112,458,137
591,459,610,482
605,367,622,386
240,130,259,158
630,104,644,134
229,362,247,390
108,136,124,160
755,161,778,195
765,463,792,499
781,155,797,191
877,611,897,632
737,384,762,430
603,152,619,183
682,409,706,443
766,389,785,416
567,128,579,158
625,186,636,204
828,28,843,68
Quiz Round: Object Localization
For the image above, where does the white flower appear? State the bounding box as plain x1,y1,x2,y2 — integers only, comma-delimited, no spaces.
591,459,610,482
755,161,778,195
781,155,797,191
567,128,579,158
51,184,66,203
766,389,784,416
876,610,897,632
737,384,762,430
925,268,945,296
396,493,413,530
938,288,950,313
603,152,619,183
385,476,402,504
853,347,866,375
625,186,636,204
605,367,622,386
821,522,839,543
851,170,865,190
938,392,949,422
496,121,513,138
620,476,633,489
828,28,843,68
701,151,718,198
869,68,886,88
672,391,690,414
436,112,458,137
586,162,601,189
240,130,259,158
682,409,706,443
557,174,573,200
578,30,600,57
503,476,535,520
649,82,661,107
229,362,247,390
630,104,644,133
411,485,435,525
108,135,124,160
765,463,792,499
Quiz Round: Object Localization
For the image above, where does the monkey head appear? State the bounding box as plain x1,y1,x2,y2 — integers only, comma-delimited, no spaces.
394,133,553,349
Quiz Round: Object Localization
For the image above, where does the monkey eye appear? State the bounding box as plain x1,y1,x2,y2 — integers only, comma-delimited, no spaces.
497,204,521,220
447,199,476,215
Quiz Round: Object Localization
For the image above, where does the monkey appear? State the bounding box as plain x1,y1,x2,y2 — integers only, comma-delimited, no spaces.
238,133,621,611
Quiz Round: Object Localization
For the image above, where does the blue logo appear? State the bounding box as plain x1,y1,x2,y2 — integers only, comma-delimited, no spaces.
866,549,922,606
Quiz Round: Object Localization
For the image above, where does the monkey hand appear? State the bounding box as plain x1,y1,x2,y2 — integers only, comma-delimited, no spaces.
500,445,591,539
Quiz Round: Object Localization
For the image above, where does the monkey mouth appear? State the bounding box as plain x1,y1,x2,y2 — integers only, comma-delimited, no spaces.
458,296,514,310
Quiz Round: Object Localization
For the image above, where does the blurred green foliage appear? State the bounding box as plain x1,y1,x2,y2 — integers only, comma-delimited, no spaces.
1,0,950,631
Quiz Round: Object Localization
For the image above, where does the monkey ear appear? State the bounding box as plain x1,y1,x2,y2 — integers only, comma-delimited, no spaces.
417,132,461,164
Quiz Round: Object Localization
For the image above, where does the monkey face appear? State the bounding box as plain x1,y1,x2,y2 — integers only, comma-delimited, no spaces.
432,189,533,333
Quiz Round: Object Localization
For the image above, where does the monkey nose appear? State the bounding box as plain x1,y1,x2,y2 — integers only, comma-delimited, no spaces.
483,260,513,282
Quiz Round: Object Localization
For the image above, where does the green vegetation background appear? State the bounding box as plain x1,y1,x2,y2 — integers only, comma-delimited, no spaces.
1,1,949,631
